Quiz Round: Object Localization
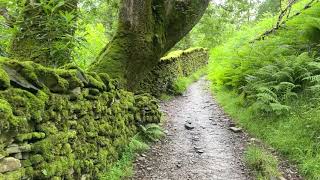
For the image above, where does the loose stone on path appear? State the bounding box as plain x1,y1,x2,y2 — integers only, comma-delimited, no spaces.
132,78,250,180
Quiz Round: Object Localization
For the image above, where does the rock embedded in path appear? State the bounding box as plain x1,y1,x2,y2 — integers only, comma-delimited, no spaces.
194,146,205,154
196,149,204,154
176,162,182,168
229,122,236,127
137,157,146,162
229,127,242,133
185,122,195,130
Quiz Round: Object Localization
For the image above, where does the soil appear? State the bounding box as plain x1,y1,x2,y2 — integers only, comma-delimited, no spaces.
132,78,251,180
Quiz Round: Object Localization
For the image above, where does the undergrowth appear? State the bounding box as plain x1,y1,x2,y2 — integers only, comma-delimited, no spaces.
102,124,165,180
245,145,281,179
212,87,320,179
208,1,320,178
173,67,207,94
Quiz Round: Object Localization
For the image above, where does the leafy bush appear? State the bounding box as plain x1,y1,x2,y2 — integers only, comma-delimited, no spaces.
73,23,109,69
209,1,320,115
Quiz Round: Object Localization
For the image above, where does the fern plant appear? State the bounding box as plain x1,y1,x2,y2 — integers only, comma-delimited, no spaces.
241,53,320,115
137,124,165,142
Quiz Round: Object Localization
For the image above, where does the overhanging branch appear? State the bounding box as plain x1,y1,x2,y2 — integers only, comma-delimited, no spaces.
251,0,318,43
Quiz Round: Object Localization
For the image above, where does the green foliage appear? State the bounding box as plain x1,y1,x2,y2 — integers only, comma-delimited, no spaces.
102,124,165,180
1,0,79,66
139,48,208,96
245,145,281,179
245,145,281,180
209,1,320,115
0,60,162,179
213,87,320,179
175,0,266,49
175,3,235,49
173,67,207,94
138,124,165,142
257,0,281,19
209,1,320,178
73,23,108,69
79,0,119,38
101,138,147,180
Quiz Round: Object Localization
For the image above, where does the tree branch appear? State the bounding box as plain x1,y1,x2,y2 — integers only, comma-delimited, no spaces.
251,0,318,43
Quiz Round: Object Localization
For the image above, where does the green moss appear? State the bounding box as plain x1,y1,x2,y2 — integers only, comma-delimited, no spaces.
0,88,46,124
56,69,84,90
89,36,129,86
0,99,14,131
139,47,208,96
161,47,207,61
0,59,162,179
161,50,184,61
16,132,46,142
99,73,115,91
0,168,25,180
30,154,45,165
86,73,107,91
3,61,39,87
0,66,10,90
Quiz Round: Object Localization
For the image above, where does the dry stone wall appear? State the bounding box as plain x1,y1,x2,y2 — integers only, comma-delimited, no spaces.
0,59,161,179
138,48,208,96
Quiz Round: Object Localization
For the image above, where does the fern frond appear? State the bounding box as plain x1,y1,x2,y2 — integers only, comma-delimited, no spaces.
269,103,290,113
138,124,165,142
303,74,320,82
256,93,279,103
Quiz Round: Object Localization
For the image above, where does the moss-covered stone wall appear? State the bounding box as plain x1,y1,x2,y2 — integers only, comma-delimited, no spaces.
0,59,161,179
138,47,208,96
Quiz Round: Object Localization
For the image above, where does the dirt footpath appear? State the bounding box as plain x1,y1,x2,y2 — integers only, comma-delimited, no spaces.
132,78,251,180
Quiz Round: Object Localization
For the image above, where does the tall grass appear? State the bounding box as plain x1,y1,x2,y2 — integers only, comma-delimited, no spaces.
245,145,281,179
212,87,320,179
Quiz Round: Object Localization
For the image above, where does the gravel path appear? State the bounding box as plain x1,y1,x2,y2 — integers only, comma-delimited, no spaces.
132,78,251,180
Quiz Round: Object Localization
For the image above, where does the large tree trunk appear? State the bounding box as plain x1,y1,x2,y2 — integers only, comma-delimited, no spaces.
89,0,209,90
10,0,77,67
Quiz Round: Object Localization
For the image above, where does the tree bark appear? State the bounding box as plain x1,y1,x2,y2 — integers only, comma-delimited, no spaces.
89,0,210,90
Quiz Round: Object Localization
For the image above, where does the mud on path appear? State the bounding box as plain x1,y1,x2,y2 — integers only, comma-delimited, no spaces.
132,78,251,180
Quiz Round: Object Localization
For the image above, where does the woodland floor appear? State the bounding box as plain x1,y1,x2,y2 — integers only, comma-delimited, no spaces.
131,78,252,180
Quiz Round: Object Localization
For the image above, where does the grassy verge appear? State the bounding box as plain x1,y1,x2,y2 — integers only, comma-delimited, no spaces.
245,145,281,179
101,124,165,180
212,87,320,179
172,67,207,94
